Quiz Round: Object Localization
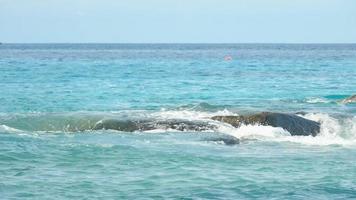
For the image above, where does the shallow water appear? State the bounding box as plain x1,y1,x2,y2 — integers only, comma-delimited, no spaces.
1,44,356,199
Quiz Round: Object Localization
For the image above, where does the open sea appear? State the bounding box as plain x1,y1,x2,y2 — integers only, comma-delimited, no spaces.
0,44,356,199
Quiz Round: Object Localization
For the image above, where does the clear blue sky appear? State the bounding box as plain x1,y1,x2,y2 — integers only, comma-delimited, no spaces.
1,0,355,43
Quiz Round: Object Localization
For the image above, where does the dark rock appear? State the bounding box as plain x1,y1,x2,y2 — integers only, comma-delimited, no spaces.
211,112,320,136
153,120,217,131
295,111,308,115
206,136,240,145
93,119,144,132
93,119,216,132
93,112,321,137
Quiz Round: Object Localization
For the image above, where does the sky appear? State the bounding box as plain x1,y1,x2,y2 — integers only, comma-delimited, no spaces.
0,0,356,43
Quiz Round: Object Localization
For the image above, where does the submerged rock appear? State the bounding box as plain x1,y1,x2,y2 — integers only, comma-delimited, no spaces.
93,119,217,132
211,112,320,136
205,135,240,145
340,95,356,104
93,119,143,132
93,112,321,138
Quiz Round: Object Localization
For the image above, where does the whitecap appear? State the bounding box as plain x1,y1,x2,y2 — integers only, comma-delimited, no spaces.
304,97,331,104
0,124,24,133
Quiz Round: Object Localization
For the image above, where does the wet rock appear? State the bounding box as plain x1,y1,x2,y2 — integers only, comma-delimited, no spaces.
93,119,216,132
153,120,217,131
206,136,240,145
93,119,144,132
211,112,320,136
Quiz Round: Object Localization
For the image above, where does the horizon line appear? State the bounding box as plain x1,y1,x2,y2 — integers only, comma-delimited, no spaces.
1,42,356,45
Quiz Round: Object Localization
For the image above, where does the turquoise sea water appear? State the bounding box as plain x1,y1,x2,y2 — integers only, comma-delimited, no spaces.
0,44,356,199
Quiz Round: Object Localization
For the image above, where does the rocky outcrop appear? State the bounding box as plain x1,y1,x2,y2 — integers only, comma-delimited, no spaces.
93,112,321,137
93,119,217,132
211,112,320,136
340,95,356,104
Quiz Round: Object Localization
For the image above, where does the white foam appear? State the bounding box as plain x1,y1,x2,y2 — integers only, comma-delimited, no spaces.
214,113,356,146
284,113,356,146
215,122,291,140
299,113,356,145
0,124,24,133
302,113,342,137
305,97,330,104
151,109,237,121
136,110,356,146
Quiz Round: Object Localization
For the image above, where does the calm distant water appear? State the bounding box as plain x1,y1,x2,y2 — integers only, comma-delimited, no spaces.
1,44,356,199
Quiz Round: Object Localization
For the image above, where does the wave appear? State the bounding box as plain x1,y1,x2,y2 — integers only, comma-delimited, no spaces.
215,114,356,146
303,95,356,105
0,124,23,133
176,102,233,112
0,110,355,146
304,97,332,104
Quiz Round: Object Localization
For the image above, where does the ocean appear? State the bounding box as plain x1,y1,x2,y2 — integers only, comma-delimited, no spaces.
0,44,355,199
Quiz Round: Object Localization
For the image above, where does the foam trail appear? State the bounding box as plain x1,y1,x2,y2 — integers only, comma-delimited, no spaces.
215,122,291,140
0,125,24,133
151,109,237,120
305,97,331,104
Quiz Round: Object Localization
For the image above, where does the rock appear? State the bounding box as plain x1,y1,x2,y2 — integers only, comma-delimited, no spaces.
295,111,308,115
93,119,216,132
340,95,356,104
93,119,143,132
93,112,321,137
205,135,240,145
154,120,217,131
211,112,320,136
